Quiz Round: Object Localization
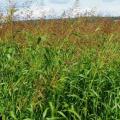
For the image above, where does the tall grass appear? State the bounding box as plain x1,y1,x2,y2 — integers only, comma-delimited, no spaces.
0,5,120,119
0,22,120,119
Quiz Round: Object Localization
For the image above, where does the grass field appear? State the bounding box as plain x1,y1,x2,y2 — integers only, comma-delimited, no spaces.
0,18,120,120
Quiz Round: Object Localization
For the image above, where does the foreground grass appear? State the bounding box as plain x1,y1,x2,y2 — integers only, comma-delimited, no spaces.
0,19,120,120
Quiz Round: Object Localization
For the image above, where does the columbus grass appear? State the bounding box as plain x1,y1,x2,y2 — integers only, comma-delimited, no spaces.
0,17,120,119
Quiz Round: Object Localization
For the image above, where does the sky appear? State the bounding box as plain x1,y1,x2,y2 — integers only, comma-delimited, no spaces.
0,0,120,19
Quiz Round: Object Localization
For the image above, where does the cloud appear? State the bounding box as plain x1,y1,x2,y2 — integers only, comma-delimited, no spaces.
14,3,55,20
